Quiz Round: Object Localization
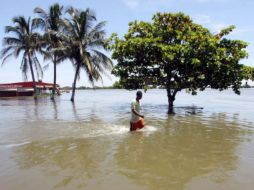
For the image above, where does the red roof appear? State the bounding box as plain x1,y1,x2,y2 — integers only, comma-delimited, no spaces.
0,81,60,89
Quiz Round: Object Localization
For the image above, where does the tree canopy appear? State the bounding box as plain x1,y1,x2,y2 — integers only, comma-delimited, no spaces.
109,12,249,111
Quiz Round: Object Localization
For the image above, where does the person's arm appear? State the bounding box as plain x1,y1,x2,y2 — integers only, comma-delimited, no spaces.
132,109,144,118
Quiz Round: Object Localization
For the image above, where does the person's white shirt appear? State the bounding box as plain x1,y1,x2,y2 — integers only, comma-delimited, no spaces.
131,99,141,123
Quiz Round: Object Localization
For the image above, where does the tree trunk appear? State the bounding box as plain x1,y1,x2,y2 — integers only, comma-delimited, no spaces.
28,53,37,99
167,87,177,114
167,95,175,114
70,63,80,102
51,56,57,100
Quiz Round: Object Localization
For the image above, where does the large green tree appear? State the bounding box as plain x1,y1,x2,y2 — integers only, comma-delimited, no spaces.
33,3,64,100
64,7,113,102
1,16,43,98
110,13,248,113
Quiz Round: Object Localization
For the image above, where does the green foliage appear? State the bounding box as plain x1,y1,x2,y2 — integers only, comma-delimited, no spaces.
242,65,254,81
63,7,113,101
112,80,123,89
110,12,249,106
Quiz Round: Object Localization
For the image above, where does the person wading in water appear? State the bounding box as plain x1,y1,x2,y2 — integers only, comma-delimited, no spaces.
130,91,145,131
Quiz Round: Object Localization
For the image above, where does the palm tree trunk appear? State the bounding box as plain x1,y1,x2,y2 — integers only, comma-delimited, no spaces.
71,63,80,102
51,56,57,100
28,53,37,99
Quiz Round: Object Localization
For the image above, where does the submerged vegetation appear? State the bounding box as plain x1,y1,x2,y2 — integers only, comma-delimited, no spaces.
33,3,64,100
1,16,44,99
109,12,252,112
1,3,112,101
1,4,254,109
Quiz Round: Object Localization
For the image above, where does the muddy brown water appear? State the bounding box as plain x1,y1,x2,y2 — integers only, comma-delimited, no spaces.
0,89,254,190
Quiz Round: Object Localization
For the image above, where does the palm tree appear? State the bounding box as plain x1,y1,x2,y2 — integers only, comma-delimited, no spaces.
1,16,43,99
33,3,64,100
64,7,113,102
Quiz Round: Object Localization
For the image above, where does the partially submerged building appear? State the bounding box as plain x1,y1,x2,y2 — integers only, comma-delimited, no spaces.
0,81,60,97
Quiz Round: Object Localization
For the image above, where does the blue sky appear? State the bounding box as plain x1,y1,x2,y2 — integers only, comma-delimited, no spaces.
0,0,254,87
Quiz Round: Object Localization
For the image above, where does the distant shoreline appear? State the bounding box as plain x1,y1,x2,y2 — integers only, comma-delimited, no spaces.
60,86,254,91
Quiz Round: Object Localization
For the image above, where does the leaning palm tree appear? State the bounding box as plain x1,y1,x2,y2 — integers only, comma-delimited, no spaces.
33,3,64,100
1,16,43,99
64,7,113,102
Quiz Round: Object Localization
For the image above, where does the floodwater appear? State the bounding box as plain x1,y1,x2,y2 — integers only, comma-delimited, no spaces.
0,89,254,190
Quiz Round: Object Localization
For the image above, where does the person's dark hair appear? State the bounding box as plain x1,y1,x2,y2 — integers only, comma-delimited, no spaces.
136,90,142,96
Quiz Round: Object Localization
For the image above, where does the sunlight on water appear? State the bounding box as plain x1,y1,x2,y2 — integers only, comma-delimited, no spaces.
82,125,130,138
80,124,158,138
139,125,158,136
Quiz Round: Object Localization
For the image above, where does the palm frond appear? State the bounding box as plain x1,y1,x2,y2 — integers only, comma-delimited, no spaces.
13,46,24,58
65,6,78,18
58,18,70,33
12,16,30,35
34,7,47,19
85,8,96,22
43,63,49,71
33,56,43,79
87,38,106,50
91,21,106,34
5,26,22,38
81,55,101,85
1,52,15,66
91,50,113,70
50,3,63,22
82,9,97,35
90,56,111,80
41,49,53,61
3,37,22,46
34,4,63,32
1,46,14,58
32,18,45,30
